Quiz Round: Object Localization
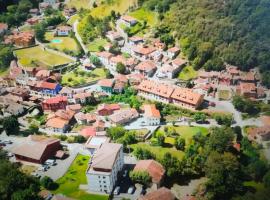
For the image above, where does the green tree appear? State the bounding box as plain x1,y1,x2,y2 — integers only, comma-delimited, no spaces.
116,62,126,74
263,170,270,188
73,135,86,143
107,126,126,140
175,136,185,151
129,170,151,186
193,112,206,123
40,176,57,190
90,55,101,66
0,45,14,71
247,160,268,181
3,116,20,136
133,147,154,160
204,152,243,200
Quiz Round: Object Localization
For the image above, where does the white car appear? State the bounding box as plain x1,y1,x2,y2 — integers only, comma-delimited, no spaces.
113,186,120,195
45,159,56,166
128,186,135,194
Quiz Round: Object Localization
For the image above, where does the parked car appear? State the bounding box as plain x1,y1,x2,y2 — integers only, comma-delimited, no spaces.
45,159,56,166
113,186,120,195
7,152,14,157
128,186,135,194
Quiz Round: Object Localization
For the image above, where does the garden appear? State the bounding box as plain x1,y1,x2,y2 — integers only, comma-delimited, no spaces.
52,154,108,200
177,65,198,81
14,46,73,69
61,67,107,87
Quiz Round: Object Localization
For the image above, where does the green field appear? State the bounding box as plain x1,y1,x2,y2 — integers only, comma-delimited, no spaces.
87,38,109,52
14,46,73,68
178,65,198,80
45,32,80,52
130,143,184,161
66,0,92,9
129,8,157,26
61,67,107,86
67,14,80,25
90,0,138,18
53,154,108,200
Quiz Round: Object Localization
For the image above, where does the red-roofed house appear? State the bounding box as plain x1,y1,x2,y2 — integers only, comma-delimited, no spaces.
134,160,165,188
139,187,175,200
42,96,68,112
142,104,161,125
98,79,115,93
80,127,96,138
120,15,138,27
135,61,157,77
56,26,72,36
97,103,121,116
167,47,180,59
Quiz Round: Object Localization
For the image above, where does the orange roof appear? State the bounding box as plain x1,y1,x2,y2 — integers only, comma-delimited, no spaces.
35,70,50,78
137,79,174,98
97,103,121,112
98,79,114,87
143,104,161,118
135,61,156,72
110,55,126,64
172,58,187,66
40,81,58,90
129,36,143,42
74,92,91,99
96,51,113,59
239,82,256,93
139,187,175,200
121,15,137,22
46,117,69,129
241,72,256,81
171,87,204,106
43,96,67,104
134,160,165,183
133,45,156,55
80,126,96,138
55,109,75,120
0,23,8,31
168,46,180,53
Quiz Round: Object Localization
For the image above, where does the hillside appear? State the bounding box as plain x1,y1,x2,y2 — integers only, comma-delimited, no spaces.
162,0,270,74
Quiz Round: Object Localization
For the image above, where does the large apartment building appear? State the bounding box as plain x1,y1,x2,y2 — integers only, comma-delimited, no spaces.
86,143,124,194
137,79,204,110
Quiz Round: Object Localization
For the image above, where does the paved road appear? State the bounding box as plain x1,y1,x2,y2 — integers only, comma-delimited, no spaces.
74,20,88,54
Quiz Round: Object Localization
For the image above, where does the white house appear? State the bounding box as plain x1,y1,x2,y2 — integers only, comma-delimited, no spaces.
120,15,138,27
96,51,113,66
86,143,124,193
56,26,72,36
166,47,180,59
142,104,161,126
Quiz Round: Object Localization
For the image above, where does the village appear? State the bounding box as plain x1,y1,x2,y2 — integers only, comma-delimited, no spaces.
0,1,270,200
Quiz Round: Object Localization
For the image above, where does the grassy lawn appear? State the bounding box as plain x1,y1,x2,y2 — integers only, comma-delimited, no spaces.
53,154,108,200
90,0,137,18
61,67,107,86
133,129,149,140
129,8,157,27
218,90,231,100
178,65,198,80
45,32,79,52
130,143,184,161
14,46,73,69
67,0,91,9
87,38,109,52
160,125,208,145
67,14,80,25
243,181,266,191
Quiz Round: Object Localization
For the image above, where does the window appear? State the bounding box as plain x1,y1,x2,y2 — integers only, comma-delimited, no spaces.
103,176,106,179
103,181,106,183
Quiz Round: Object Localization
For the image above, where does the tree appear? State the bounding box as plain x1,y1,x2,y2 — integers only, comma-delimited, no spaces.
263,170,270,188
73,135,86,143
204,152,243,200
90,55,101,66
175,137,185,150
0,45,14,71
40,176,57,190
193,112,206,123
155,131,165,146
133,147,154,160
161,152,181,177
247,160,268,181
116,62,126,74
3,116,20,136
129,170,151,186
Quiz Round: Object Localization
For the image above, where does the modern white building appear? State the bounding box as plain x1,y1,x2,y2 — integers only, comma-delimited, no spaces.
86,143,124,194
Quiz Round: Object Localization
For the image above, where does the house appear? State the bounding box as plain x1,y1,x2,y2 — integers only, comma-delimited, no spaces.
134,160,165,188
241,72,256,83
93,119,106,132
12,135,61,164
97,103,120,116
80,126,97,138
64,7,76,17
109,108,139,125
120,15,138,27
113,81,125,94
129,36,144,45
9,87,30,101
96,51,113,66
85,136,110,155
139,187,175,200
59,87,75,99
248,126,270,143
98,79,115,93
171,58,187,68
74,112,96,125
26,17,40,25
56,26,72,36
5,31,35,47
132,45,157,60
106,31,124,44
167,47,180,59
142,104,161,126
5,102,25,116
109,55,127,70
35,69,50,80
0,23,8,35
46,110,75,133
171,87,204,110
134,61,157,77
39,190,53,200
40,81,62,96
137,79,174,104
236,82,264,99
86,143,124,193
42,96,68,112
66,104,82,113
158,63,183,79
73,92,92,104
127,73,145,85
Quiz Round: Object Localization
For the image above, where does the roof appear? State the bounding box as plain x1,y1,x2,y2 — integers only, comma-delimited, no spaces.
46,117,69,129
43,96,67,104
133,45,156,55
129,36,144,42
80,126,96,138
238,82,256,94
171,87,204,106
12,135,60,160
0,23,8,31
85,136,110,149
241,72,256,81
51,195,74,200
121,15,137,22
137,80,174,98
55,109,75,120
40,81,58,90
110,55,126,64
135,61,157,72
59,87,74,94
90,143,122,171
98,79,114,88
143,104,161,118
96,51,113,59
35,70,50,78
139,187,175,200
172,58,187,66
97,103,121,112
134,160,165,183
57,26,72,31
168,46,180,53
74,92,92,99
66,104,82,111
109,108,139,124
